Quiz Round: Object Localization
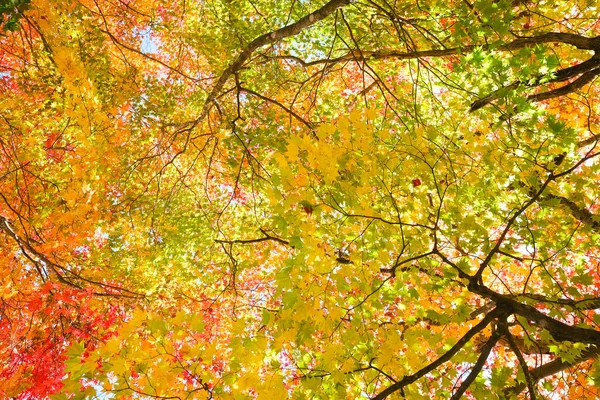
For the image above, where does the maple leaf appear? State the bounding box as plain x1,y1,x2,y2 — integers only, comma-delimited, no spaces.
2,0,600,399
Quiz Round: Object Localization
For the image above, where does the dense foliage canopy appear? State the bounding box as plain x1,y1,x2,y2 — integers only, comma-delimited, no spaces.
1,0,600,398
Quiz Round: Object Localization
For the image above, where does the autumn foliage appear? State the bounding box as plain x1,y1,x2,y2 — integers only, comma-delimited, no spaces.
1,0,600,399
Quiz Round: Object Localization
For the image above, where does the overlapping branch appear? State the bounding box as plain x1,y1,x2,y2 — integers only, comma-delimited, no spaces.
262,31,599,115
470,55,600,112
191,0,352,129
270,33,600,67
372,308,503,399
0,215,143,298
503,346,600,398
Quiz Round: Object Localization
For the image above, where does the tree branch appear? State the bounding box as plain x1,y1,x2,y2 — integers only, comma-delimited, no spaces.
527,66,600,103
503,346,600,397
504,329,538,399
470,56,600,112
469,284,600,345
518,293,600,311
271,33,600,67
192,0,352,129
214,229,290,246
450,328,501,400
371,307,502,399
0,216,143,298
239,86,315,131
544,194,600,231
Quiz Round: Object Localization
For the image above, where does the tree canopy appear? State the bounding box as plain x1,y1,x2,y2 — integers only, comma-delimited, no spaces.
1,0,600,398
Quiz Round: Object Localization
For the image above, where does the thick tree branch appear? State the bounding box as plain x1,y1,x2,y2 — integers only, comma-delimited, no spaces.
193,0,352,128
544,57,600,83
469,82,520,112
470,56,600,111
246,31,600,114
545,194,600,231
469,302,495,319
372,307,502,399
505,33,600,51
527,66,600,103
450,329,501,400
474,174,555,281
470,284,600,345
578,134,600,148
504,329,538,399
503,346,600,397
271,33,600,67
518,293,600,311
498,333,551,355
